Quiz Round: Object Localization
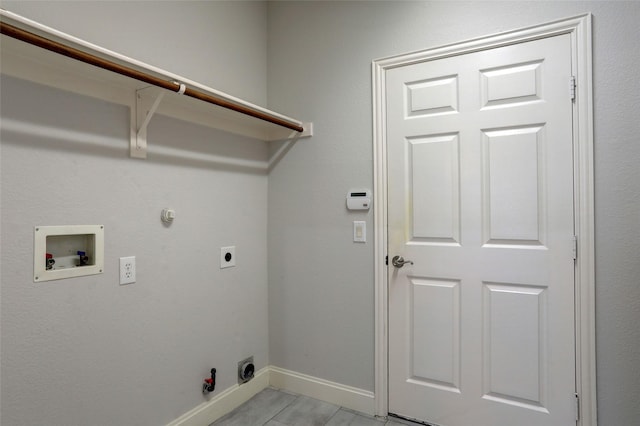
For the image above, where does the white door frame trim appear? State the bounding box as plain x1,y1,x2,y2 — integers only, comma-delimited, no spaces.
372,14,596,425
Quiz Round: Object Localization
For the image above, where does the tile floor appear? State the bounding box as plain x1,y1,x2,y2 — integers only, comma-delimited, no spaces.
211,387,416,426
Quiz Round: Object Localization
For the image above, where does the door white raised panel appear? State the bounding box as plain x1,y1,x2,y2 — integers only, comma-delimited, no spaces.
410,277,461,390
482,125,545,244
387,34,576,426
408,134,460,243
482,283,547,408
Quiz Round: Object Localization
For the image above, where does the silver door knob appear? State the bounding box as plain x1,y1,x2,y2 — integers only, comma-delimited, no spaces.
392,255,413,268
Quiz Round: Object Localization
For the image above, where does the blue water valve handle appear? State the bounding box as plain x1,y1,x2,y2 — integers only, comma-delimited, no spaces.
77,251,89,266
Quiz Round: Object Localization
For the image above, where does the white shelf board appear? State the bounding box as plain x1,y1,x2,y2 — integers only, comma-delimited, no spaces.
0,9,311,143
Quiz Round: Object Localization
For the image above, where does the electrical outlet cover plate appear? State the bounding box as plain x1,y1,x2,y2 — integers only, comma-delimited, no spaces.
119,256,136,285
220,246,236,269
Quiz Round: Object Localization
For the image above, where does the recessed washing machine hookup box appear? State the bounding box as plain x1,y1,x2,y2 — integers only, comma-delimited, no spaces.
34,225,104,282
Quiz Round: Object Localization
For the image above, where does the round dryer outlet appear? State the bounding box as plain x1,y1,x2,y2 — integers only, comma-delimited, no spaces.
237,356,255,384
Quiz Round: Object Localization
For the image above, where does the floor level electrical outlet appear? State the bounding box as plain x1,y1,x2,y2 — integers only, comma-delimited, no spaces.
119,256,136,285
220,246,236,269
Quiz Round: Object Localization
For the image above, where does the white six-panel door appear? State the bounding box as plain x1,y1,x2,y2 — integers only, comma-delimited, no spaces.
387,34,576,426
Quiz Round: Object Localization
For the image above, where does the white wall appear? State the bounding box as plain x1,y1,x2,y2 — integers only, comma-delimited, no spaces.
1,1,269,425
267,2,640,426
2,1,639,425
0,0,267,105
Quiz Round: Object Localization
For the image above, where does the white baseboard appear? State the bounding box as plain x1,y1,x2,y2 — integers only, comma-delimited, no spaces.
167,366,375,426
269,366,375,416
166,367,270,426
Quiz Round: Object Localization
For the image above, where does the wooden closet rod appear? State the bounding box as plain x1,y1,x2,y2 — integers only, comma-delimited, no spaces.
0,21,305,133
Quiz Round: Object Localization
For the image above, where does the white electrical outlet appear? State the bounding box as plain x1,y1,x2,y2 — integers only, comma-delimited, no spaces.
220,246,236,269
119,256,136,285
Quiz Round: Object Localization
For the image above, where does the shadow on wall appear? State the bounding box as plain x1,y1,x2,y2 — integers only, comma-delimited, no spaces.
0,74,275,175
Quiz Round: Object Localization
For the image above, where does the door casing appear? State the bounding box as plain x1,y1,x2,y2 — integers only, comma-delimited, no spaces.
372,14,596,425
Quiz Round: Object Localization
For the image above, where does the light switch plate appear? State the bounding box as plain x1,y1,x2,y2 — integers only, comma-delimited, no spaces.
353,221,366,243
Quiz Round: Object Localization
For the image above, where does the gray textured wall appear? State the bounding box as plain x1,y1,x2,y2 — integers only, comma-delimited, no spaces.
1,2,269,425
1,1,638,425
0,0,268,105
267,2,640,425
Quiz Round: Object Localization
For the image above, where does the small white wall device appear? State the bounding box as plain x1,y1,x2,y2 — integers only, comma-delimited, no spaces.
347,189,372,210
